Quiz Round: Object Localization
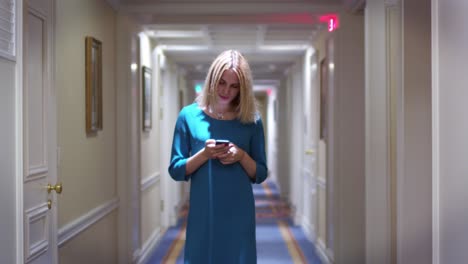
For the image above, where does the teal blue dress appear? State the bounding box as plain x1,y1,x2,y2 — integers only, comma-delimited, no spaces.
168,103,268,264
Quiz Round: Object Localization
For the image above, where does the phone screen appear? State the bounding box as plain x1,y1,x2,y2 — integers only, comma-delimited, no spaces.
215,139,229,146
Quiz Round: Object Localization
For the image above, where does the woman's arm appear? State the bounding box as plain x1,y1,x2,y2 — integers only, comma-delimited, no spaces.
185,140,231,175
246,118,268,183
238,150,257,180
168,108,231,180
185,149,209,175
218,118,268,183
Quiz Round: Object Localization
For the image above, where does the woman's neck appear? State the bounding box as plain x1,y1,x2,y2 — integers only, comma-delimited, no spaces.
212,104,231,113
208,104,235,120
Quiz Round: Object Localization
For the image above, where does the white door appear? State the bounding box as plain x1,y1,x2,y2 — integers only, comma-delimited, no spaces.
23,0,58,263
301,50,318,238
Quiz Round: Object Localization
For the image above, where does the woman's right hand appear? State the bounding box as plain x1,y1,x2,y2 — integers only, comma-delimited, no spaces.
203,139,230,159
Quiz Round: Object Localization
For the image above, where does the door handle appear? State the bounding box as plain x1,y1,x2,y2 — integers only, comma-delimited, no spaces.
47,183,63,194
305,149,315,155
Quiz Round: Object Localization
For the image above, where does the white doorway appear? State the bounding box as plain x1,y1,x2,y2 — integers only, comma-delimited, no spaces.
22,0,58,263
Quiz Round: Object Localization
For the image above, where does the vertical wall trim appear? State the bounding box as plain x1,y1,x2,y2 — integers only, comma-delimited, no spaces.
15,0,24,262
385,2,403,264
116,15,142,264
431,0,440,263
396,1,406,263
364,8,370,263
365,1,394,263
386,7,396,264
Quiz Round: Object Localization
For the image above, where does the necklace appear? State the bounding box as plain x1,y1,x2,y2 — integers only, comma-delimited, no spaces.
209,106,225,120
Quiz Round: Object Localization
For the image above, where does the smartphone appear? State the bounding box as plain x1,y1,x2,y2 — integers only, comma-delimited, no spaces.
215,139,230,146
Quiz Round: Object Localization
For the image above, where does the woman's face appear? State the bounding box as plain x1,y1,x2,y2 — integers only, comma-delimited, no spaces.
215,69,240,106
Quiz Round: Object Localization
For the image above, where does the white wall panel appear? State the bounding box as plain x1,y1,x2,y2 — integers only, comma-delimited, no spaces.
434,0,468,263
0,58,18,264
26,12,46,179
141,181,161,245
25,203,49,261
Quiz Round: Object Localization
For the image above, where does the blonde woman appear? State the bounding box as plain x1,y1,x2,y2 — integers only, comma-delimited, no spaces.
168,49,268,263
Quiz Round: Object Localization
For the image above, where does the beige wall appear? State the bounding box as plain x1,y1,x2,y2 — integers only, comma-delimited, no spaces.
140,37,161,181
276,78,290,198
59,211,118,264
313,30,328,255
332,11,365,263
399,1,432,263
139,37,163,254
288,61,304,221
0,58,17,264
56,0,118,262
435,1,468,263
255,93,268,151
141,184,162,243
158,58,185,228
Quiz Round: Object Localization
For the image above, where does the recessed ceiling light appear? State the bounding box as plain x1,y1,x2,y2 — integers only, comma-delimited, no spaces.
151,30,205,38
160,45,209,51
258,45,308,51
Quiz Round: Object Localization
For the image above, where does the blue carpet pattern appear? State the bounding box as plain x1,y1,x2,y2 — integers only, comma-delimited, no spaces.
146,180,322,264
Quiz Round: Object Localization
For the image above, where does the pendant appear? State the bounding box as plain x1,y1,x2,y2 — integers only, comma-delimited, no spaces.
209,106,224,120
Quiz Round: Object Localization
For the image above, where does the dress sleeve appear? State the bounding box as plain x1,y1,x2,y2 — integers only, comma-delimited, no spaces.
250,118,268,184
168,109,191,182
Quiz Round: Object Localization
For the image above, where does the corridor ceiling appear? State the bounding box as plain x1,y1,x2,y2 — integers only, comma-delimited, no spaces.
107,0,349,83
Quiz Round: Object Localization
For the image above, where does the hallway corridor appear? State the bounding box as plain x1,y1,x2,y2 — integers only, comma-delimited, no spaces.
146,180,322,263
3,0,459,263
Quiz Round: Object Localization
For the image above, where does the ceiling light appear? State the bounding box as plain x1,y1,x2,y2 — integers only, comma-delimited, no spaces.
258,45,308,51
151,30,205,38
195,64,204,71
160,45,209,51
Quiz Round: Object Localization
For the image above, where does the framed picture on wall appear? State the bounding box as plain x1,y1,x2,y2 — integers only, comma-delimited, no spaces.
142,66,152,131
85,36,103,134
273,99,278,122
320,58,327,141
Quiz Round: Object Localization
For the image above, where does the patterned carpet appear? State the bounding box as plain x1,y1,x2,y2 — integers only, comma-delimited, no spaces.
146,180,322,264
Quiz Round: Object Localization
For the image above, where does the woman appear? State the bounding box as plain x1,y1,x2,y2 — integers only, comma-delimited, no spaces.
168,49,268,263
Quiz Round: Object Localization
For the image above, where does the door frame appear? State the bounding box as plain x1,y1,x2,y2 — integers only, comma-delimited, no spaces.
19,0,58,263
431,0,440,263
16,0,25,262
300,47,318,240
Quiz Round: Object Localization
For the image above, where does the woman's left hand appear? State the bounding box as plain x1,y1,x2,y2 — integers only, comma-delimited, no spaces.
218,143,245,165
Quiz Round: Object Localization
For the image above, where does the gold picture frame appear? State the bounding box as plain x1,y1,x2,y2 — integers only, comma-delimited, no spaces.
85,36,102,134
319,57,327,141
142,66,152,131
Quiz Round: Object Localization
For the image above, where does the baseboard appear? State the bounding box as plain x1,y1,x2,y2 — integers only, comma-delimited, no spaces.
293,210,302,226
135,227,162,264
316,238,333,264
301,216,316,241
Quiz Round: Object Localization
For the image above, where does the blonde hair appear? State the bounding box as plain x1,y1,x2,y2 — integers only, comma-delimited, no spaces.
196,50,258,123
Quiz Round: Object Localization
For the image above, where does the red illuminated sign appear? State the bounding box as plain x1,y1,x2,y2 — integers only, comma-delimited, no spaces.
319,14,339,32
